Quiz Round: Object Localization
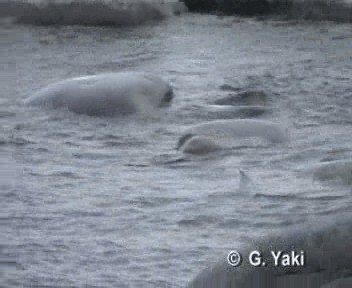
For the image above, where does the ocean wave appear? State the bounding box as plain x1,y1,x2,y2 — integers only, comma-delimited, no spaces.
188,212,352,288
0,0,187,26
271,0,352,22
182,0,352,22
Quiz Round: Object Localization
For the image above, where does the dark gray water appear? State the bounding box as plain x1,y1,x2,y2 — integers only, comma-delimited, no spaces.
1,1,352,287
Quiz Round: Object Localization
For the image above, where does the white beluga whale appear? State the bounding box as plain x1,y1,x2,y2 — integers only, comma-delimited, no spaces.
178,119,287,154
186,105,271,120
214,90,268,107
24,72,174,116
312,159,352,185
177,135,223,155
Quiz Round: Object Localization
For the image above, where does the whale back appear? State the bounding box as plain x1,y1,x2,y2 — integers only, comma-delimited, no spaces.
24,78,72,108
185,119,288,144
313,160,352,185
24,72,173,116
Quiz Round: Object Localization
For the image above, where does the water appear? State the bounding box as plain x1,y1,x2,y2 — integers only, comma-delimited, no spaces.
1,1,352,287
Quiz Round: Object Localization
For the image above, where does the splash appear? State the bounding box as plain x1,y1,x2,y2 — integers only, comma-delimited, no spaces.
0,0,187,26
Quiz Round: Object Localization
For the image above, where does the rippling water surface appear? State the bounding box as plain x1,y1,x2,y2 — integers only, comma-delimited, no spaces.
1,3,352,287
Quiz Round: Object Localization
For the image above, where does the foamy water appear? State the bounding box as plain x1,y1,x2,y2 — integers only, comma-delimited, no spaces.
1,1,352,287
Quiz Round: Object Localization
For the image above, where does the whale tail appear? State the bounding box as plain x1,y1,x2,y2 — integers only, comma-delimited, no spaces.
238,169,253,193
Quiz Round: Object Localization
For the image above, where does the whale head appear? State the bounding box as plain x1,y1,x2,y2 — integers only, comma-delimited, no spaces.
177,133,194,150
140,73,174,108
177,134,223,154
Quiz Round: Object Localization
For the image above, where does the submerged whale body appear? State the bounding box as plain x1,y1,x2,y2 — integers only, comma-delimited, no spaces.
312,159,352,185
188,212,352,288
214,90,268,107
24,72,174,116
193,105,270,120
178,119,287,154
